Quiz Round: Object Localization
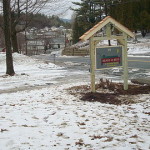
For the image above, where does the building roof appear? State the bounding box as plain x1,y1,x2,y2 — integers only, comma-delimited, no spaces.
79,16,135,41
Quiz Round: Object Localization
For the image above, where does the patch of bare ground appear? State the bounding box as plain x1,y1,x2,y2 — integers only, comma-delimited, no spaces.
68,78,150,105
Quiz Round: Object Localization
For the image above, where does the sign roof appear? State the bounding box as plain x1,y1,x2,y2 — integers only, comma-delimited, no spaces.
79,16,135,41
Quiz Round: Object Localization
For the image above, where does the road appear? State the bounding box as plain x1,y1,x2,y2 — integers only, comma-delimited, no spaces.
33,54,150,70
128,57,150,70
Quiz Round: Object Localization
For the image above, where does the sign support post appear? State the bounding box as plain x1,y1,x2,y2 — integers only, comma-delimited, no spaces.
90,37,96,92
117,34,128,90
123,33,128,90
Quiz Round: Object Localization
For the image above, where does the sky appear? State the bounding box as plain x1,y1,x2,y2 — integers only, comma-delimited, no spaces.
0,0,81,19
40,0,81,19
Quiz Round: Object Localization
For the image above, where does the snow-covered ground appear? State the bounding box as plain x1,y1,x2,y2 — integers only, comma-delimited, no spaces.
0,36,150,150
128,40,150,56
93,33,149,57
128,33,150,56
0,53,67,91
0,83,149,150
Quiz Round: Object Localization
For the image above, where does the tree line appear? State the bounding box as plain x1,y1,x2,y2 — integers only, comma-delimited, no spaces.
26,13,71,29
0,13,71,49
72,0,150,43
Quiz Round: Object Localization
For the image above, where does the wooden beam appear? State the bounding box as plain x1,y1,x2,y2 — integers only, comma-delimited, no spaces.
112,22,135,38
93,35,124,41
80,16,135,41
106,23,111,37
80,18,110,41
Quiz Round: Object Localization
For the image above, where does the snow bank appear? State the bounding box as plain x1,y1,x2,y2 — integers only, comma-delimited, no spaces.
0,52,62,72
0,53,66,90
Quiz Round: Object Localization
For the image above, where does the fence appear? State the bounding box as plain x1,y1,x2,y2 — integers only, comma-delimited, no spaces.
62,46,89,56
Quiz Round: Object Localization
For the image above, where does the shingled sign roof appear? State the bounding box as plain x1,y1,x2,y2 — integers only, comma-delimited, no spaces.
79,16,135,41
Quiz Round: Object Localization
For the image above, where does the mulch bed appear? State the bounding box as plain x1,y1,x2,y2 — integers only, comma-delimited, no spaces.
68,79,150,105
81,92,120,105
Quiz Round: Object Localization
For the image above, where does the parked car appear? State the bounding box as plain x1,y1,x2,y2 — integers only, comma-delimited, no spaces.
2,48,6,52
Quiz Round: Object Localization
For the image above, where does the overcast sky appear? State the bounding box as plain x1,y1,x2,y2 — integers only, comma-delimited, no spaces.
0,0,81,19
40,0,81,19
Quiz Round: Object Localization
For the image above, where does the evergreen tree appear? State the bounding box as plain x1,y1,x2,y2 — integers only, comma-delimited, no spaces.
110,0,150,36
72,0,150,41
72,0,105,43
72,15,85,44
72,0,122,43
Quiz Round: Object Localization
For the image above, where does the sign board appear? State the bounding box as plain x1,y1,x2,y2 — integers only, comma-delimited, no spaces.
95,46,122,69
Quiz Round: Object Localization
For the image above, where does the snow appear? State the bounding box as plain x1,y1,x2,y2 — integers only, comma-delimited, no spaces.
128,42,150,55
0,53,66,91
128,35,150,56
97,34,150,56
0,83,150,150
0,84,150,150
0,39,150,150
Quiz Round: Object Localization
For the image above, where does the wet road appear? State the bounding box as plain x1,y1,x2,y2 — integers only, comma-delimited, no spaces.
33,54,150,70
128,57,150,70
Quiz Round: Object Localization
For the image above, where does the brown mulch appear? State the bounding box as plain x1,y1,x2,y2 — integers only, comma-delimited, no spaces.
102,84,150,95
68,79,150,105
81,92,120,105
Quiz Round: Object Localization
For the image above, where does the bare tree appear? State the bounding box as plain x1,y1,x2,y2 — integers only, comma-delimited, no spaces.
0,27,5,48
3,0,15,75
10,0,50,53
10,0,65,53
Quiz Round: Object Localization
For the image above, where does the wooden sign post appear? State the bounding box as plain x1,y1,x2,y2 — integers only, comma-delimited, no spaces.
80,16,135,92
90,37,96,92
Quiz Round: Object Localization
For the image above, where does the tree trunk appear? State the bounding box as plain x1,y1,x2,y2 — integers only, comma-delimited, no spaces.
11,31,19,53
3,0,15,76
104,0,108,16
11,11,19,53
141,29,146,37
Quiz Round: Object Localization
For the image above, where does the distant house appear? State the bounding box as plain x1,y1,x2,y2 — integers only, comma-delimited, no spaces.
59,26,65,30
51,26,58,31
23,26,71,55
26,40,45,55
